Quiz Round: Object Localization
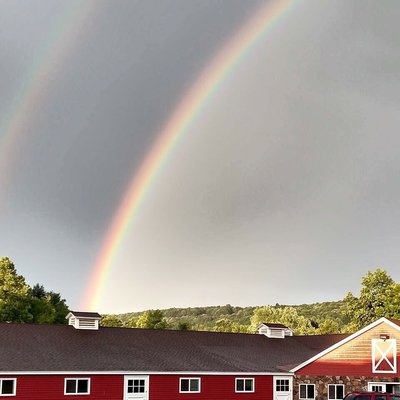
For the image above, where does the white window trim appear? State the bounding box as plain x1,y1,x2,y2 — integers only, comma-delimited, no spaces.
328,384,345,400
0,378,16,396
179,377,201,393
368,382,400,393
64,378,91,395
235,377,255,393
299,383,316,400
0,370,290,376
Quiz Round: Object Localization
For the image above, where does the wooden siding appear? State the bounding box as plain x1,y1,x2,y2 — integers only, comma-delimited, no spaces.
0,375,123,400
297,322,400,376
149,375,274,400
0,374,273,400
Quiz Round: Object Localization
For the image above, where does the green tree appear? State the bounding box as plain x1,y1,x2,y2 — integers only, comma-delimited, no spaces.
214,318,236,332
214,318,250,333
125,316,139,328
101,315,123,327
177,321,191,331
251,305,316,335
0,257,32,322
30,296,56,324
315,319,340,334
136,310,167,329
344,269,400,329
47,291,69,324
30,284,69,324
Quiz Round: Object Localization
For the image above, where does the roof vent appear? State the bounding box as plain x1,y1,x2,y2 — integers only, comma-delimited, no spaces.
66,311,101,330
256,323,293,339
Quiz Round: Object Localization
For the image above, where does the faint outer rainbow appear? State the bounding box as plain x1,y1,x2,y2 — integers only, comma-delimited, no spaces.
84,0,296,311
0,1,97,194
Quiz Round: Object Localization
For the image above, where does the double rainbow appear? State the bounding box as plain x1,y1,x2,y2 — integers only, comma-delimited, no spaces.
82,0,296,310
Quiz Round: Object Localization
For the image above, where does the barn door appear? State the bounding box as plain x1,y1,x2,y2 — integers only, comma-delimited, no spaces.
372,339,397,373
124,375,149,400
274,376,293,400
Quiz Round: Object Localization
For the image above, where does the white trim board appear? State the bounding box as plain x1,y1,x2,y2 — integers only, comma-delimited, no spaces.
291,317,400,373
0,371,293,376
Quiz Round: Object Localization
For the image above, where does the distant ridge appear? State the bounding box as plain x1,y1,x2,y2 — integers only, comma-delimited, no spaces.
115,300,347,332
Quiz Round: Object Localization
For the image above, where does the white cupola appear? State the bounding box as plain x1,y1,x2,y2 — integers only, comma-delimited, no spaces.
66,311,101,330
256,322,293,339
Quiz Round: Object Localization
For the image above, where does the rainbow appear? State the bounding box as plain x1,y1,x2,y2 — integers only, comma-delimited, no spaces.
83,0,296,311
0,1,97,194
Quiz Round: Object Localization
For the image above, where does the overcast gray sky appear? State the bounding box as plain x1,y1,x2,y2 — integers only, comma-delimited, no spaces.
1,0,399,313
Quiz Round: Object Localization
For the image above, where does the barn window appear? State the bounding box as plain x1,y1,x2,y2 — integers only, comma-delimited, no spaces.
64,378,90,395
236,378,255,393
329,384,345,399
276,379,290,391
179,378,200,393
127,379,146,393
299,384,315,399
0,379,16,396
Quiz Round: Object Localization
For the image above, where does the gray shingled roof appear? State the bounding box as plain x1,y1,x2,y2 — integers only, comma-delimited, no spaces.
68,311,101,319
0,323,348,372
259,323,289,329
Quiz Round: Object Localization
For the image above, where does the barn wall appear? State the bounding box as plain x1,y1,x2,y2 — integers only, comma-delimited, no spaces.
296,322,400,377
0,374,274,400
0,375,123,400
294,375,400,400
149,375,274,400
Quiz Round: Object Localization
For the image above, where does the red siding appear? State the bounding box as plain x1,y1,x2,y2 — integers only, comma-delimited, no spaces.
0,374,274,400
150,375,274,400
297,322,400,377
0,375,123,400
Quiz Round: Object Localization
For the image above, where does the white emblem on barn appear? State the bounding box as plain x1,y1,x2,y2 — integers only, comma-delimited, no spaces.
371,338,397,373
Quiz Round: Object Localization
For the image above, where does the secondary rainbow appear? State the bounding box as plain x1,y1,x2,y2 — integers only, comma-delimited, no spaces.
84,0,296,310
0,1,97,193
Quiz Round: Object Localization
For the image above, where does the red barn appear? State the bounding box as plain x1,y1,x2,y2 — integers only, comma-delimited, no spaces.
0,312,399,400
292,318,400,400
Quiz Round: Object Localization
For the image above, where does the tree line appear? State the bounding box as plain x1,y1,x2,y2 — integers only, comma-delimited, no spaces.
102,269,400,334
1,256,399,334
0,257,68,323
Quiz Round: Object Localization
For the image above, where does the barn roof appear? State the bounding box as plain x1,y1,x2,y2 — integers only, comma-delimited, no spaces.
67,311,102,319
258,322,289,329
0,323,348,373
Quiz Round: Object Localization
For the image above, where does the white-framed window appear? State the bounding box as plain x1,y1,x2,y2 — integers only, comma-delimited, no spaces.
0,379,16,396
235,378,255,393
127,378,146,394
276,379,290,392
329,384,345,399
299,384,315,400
179,378,200,393
64,378,90,395
368,382,400,394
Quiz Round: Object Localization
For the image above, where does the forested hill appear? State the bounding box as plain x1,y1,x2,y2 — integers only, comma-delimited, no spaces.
116,300,348,332
107,269,399,334
1,256,398,335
